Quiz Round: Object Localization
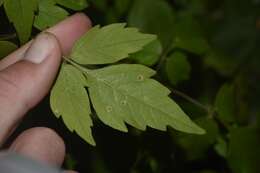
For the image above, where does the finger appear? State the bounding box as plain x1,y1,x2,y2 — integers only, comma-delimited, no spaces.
9,127,65,167
47,13,91,55
0,33,61,144
0,13,91,70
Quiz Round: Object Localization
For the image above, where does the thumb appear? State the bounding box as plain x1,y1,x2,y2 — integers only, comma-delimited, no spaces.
0,32,62,143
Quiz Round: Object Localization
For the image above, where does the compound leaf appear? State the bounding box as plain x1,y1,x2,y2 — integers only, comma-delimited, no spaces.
4,0,38,44
34,0,69,30
70,23,156,65
86,64,205,134
50,64,95,145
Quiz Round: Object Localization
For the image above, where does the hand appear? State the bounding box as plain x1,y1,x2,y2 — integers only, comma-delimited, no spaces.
0,13,92,173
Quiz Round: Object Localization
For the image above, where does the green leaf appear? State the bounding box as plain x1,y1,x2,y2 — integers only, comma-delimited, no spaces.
165,52,191,85
88,0,107,11
4,0,38,44
176,117,219,160
0,41,17,59
128,0,175,47
129,39,162,66
203,50,237,76
175,0,207,16
172,13,210,55
70,23,156,65
0,0,3,6
50,64,95,145
34,0,69,30
56,0,88,11
214,136,227,158
104,8,118,24
228,127,260,173
86,64,205,134
215,83,235,123
38,0,55,5
114,0,131,15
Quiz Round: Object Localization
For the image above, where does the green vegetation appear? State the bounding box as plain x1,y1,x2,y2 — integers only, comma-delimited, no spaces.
1,0,260,172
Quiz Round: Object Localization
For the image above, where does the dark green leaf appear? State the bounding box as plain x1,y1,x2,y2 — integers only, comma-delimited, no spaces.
228,127,260,173
214,136,227,158
172,14,210,55
203,51,237,76
129,39,162,66
165,51,191,85
0,41,17,59
128,0,175,47
114,0,131,15
88,0,107,11
56,0,88,11
176,117,219,160
215,83,235,123
208,16,258,76
4,0,38,44
34,0,69,30
104,8,118,24
175,0,207,16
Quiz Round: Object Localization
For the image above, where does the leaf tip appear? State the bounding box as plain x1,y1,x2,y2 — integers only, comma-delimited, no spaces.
193,125,207,135
88,139,97,146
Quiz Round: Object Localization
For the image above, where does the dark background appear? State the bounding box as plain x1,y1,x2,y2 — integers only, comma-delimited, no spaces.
1,0,260,173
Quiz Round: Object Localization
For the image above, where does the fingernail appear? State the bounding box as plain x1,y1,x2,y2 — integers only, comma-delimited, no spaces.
24,32,58,64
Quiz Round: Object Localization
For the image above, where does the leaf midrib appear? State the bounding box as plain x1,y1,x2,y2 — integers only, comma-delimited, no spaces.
73,38,152,63
86,37,152,50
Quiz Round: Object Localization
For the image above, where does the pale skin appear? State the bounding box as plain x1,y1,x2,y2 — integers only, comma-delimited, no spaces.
0,13,92,173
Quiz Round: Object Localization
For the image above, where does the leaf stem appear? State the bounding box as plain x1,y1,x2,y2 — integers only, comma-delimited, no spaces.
156,44,172,71
63,56,91,73
169,87,211,114
169,87,231,130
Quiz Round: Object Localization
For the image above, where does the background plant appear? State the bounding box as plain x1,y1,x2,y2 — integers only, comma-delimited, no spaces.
1,0,260,173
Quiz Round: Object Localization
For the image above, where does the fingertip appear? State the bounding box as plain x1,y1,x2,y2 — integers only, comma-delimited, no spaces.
73,12,92,29
9,127,65,166
47,13,92,55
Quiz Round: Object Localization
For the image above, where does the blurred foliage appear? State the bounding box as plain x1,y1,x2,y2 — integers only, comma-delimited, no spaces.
1,0,260,173
165,51,191,85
